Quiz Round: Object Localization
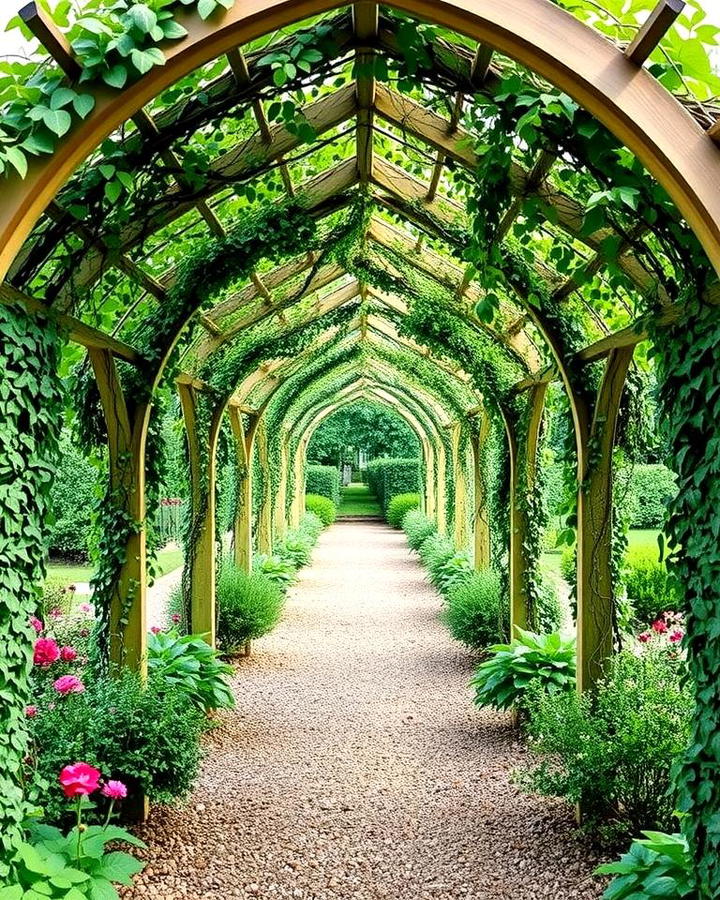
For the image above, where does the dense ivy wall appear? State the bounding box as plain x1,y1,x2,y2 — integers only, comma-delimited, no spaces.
0,304,63,859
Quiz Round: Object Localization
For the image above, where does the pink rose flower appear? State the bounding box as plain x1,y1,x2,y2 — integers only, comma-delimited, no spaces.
652,619,668,634
53,675,85,695
33,638,60,667
50,607,62,619
171,614,181,624
669,630,684,643
29,616,43,633
25,705,38,718
150,626,162,635
59,646,77,662
638,631,651,643
79,603,92,615
59,762,101,798
102,780,128,800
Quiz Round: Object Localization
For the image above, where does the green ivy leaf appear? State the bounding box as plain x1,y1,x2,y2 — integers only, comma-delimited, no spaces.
3,146,28,178
103,64,128,89
130,46,166,76
73,94,95,119
40,108,72,138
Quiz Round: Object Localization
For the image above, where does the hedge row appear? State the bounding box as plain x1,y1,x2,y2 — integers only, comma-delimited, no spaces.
545,463,677,529
305,464,341,506
366,457,421,511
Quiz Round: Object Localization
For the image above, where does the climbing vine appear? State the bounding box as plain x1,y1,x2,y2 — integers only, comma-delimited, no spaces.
0,303,64,860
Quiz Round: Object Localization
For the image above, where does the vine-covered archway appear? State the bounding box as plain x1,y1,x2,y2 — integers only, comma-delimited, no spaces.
2,0,720,895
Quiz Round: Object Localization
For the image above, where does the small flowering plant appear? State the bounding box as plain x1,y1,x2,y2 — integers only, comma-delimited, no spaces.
635,610,686,656
4,763,145,898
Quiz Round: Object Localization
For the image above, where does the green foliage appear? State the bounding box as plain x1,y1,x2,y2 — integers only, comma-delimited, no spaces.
624,466,678,529
47,433,97,560
252,554,297,592
428,550,474,596
278,530,313,569
417,533,454,575
386,493,420,529
147,629,234,711
443,569,508,649
4,819,145,898
524,648,692,840
0,304,64,854
366,458,422,511
307,401,420,465
28,671,205,824
470,629,576,711
304,494,337,526
533,579,563,634
596,831,694,900
305,465,341,506
216,564,284,652
401,509,436,551
298,512,323,544
623,550,683,626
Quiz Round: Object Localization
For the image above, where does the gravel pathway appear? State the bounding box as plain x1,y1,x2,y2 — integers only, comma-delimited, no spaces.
126,521,603,900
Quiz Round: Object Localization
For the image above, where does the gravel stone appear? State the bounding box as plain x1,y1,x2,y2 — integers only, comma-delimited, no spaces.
123,521,604,899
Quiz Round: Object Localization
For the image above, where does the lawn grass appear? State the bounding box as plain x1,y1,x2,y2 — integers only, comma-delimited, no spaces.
541,528,663,580
338,483,382,517
47,546,184,586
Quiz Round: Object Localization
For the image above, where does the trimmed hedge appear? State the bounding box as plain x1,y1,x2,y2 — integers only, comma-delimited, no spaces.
305,493,337,526
386,493,420,528
366,457,421,511
305,465,341,506
545,463,677,529
48,434,97,560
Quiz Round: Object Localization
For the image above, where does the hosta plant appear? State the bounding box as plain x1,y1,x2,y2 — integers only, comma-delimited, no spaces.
596,831,693,899
470,629,576,711
147,629,234,711
253,554,297,591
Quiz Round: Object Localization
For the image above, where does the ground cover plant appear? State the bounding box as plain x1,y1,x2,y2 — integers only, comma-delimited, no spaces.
216,564,285,654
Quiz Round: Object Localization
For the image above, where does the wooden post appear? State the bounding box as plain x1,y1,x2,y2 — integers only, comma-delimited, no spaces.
178,382,223,646
504,384,547,634
470,412,491,569
451,422,470,550
272,431,290,542
436,439,448,535
88,349,149,673
576,347,634,692
228,407,260,572
255,419,273,555
289,435,307,527
422,438,436,520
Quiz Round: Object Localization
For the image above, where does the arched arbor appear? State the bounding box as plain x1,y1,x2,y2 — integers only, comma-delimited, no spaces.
2,0,720,891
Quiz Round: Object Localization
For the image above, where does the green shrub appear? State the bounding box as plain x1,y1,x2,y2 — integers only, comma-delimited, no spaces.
429,550,474,596
305,493,337,526
443,569,508,649
253,553,297,591
623,548,683,625
470,629,576,711
402,509,436,551
29,671,205,824
418,532,454,572
386,492,420,528
299,511,323,544
279,530,313,569
624,465,677,529
147,629,234,711
38,577,77,619
524,647,692,839
217,564,284,652
47,433,97,561
596,831,693,899
560,546,576,586
305,464,341,505
366,457,421,510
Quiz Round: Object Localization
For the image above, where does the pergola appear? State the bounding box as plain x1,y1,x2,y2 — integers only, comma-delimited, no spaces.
2,0,720,889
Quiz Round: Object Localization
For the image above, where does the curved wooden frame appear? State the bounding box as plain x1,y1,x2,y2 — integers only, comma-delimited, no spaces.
2,0,720,283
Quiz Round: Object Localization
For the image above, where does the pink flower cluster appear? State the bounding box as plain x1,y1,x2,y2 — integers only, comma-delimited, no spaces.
58,762,127,801
161,497,183,506
637,611,685,647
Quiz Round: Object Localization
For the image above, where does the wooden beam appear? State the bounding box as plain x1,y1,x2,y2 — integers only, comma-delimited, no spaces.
353,2,379,185
0,281,144,364
625,0,684,66
19,2,81,80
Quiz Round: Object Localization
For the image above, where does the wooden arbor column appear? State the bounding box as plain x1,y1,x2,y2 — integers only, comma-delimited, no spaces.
228,407,261,572
289,434,308,527
88,349,150,672
575,347,634,692
451,422,471,551
272,428,291,542
177,381,224,646
469,409,491,570
255,418,273,555
435,437,448,535
502,383,548,634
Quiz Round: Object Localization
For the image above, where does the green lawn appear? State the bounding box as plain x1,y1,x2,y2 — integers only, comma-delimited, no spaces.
338,483,382,517
541,528,663,580
47,546,184,586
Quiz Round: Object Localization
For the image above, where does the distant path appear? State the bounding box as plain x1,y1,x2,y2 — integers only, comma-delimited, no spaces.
126,521,602,900
337,482,382,518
